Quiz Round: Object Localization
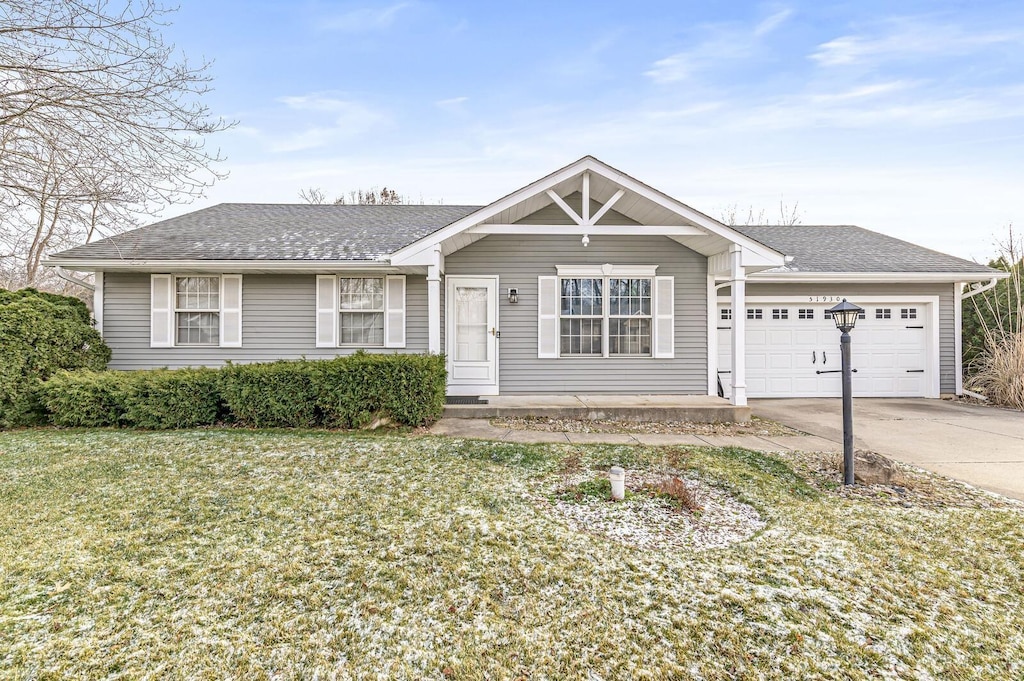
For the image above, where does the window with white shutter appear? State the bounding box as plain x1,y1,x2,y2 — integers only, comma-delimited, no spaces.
317,274,407,348
151,274,243,348
539,266,672,359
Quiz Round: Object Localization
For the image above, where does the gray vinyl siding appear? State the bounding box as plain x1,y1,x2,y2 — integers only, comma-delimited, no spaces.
102,272,429,369
444,234,708,394
735,282,957,394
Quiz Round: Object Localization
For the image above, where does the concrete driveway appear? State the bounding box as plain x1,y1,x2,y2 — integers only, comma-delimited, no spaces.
751,398,1024,501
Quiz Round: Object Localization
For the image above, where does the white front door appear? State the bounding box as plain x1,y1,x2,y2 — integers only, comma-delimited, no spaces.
446,276,499,396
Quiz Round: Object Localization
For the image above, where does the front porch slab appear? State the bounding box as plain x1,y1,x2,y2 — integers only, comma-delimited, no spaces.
442,394,751,423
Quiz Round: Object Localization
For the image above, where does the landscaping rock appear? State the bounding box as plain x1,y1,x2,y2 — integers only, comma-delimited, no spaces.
854,450,901,486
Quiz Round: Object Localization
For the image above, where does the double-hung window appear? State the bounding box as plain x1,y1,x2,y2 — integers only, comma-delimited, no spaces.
175,276,220,345
607,278,652,355
542,266,669,359
150,274,242,348
339,277,385,346
560,278,604,355
315,274,406,349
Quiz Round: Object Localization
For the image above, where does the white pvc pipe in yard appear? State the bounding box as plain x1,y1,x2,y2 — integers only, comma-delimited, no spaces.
609,466,625,501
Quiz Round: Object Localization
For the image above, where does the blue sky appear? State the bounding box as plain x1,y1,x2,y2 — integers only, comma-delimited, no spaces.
163,0,1023,261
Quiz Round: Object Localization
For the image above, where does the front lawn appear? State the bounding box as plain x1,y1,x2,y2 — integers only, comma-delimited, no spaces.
1,430,1022,679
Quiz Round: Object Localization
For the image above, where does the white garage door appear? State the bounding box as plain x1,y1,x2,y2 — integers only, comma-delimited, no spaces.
717,302,933,398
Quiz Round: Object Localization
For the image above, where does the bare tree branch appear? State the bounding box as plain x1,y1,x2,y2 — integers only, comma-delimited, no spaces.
0,0,235,288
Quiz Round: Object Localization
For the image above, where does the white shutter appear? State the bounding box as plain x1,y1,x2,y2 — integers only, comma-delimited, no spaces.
150,274,174,348
384,275,406,348
315,275,338,348
654,276,674,358
220,274,243,347
538,276,558,358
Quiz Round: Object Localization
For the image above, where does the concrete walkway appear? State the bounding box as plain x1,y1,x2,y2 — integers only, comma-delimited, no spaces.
429,418,840,452
430,397,1024,501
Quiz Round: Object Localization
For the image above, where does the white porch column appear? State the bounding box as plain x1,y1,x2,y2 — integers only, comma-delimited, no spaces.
954,282,963,396
729,245,747,406
427,247,443,354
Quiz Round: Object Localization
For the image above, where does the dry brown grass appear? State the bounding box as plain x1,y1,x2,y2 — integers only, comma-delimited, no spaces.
966,332,1024,410
965,224,1024,409
645,475,704,512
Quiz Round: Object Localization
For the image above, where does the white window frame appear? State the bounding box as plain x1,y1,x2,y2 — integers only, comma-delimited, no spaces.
316,274,406,349
554,265,658,359
174,275,221,347
338,276,386,348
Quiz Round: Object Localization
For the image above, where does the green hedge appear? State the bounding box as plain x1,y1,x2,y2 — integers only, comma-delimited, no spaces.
316,352,447,428
38,371,129,428
219,360,322,428
221,352,447,428
0,288,110,428
40,353,447,430
40,368,224,429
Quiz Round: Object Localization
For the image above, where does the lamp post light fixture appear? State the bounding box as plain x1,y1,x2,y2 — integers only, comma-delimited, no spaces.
823,298,864,485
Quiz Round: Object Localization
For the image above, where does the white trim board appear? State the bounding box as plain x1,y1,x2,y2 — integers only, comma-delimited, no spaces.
556,264,659,277
745,272,1006,284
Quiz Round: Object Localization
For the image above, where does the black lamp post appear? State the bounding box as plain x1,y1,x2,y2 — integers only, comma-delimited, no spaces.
825,299,864,485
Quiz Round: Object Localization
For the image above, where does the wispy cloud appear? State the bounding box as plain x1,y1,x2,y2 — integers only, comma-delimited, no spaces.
318,2,416,32
754,7,793,37
645,6,793,83
435,96,469,114
267,94,384,152
812,19,1021,66
808,80,916,103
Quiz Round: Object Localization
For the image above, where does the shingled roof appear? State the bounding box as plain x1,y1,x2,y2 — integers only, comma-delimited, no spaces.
733,225,994,274
50,203,482,262
48,203,996,275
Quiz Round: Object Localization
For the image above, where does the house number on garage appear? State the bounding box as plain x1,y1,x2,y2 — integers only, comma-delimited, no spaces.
808,296,847,302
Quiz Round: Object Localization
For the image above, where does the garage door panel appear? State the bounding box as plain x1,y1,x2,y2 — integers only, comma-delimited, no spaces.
870,353,896,369
717,301,932,399
747,377,768,394
793,329,818,345
897,353,924,370
898,376,925,394
867,328,897,345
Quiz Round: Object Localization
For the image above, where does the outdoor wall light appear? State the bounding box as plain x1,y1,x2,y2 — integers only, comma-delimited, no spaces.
581,234,590,248
508,288,519,304
821,298,865,485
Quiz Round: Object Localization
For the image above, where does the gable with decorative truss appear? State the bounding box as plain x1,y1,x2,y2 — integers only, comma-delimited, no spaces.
389,155,785,272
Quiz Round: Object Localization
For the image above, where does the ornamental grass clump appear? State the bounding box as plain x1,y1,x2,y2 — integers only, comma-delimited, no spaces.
964,224,1024,410
645,475,704,513
965,332,1024,410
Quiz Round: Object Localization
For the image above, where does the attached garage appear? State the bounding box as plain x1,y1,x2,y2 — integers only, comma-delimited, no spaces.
717,297,939,398
714,224,1001,402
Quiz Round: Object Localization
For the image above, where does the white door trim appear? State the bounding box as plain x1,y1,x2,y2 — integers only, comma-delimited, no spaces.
446,275,500,396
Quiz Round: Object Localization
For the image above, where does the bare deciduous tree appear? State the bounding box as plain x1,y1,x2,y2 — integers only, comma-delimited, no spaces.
298,186,409,205
0,0,233,289
719,198,802,226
